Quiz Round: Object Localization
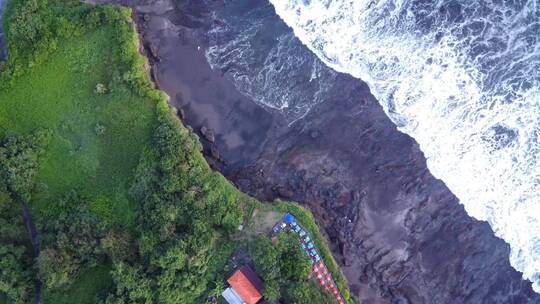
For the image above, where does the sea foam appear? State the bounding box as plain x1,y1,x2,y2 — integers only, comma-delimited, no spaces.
204,3,339,123
269,0,540,291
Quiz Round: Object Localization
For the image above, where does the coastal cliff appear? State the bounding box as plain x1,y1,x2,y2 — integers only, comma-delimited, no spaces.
0,1,354,303
112,0,540,303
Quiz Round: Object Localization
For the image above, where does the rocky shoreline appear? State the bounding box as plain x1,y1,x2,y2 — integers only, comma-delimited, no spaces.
94,0,539,303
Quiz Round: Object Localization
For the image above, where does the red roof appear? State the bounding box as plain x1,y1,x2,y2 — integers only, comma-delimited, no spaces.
227,266,263,304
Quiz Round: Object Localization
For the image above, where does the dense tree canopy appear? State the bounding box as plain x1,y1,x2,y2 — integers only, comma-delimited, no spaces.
38,192,106,289
103,105,243,303
250,233,334,304
0,129,50,198
0,131,49,303
0,189,35,304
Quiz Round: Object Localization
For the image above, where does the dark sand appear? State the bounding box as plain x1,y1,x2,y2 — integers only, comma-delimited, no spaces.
138,7,281,168
95,0,539,303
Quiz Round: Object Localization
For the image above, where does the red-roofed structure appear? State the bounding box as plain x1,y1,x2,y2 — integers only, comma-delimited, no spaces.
224,266,264,304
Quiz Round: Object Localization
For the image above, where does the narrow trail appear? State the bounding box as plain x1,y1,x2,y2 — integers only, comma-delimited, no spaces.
11,192,42,304
0,0,7,60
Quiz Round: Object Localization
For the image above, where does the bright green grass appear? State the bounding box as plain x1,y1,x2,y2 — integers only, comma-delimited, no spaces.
42,264,113,304
0,26,156,227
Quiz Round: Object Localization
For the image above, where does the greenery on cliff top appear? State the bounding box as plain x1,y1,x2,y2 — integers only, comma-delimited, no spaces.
0,0,353,303
1,0,156,227
249,232,336,303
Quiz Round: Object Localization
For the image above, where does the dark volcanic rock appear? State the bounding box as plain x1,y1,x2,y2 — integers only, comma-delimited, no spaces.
276,185,294,199
200,126,215,143
94,0,540,303
209,145,220,160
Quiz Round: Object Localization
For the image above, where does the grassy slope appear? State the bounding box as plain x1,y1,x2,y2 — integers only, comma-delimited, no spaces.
0,4,155,301
0,25,155,227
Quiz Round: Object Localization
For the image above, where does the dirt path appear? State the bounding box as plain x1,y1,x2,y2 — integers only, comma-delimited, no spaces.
247,209,282,237
11,192,42,304
0,0,7,60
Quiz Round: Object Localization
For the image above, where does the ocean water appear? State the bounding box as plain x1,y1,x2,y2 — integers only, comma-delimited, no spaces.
204,0,340,123
269,0,540,291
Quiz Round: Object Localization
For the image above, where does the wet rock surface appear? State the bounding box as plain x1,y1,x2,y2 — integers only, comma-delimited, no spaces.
93,0,539,303
200,126,215,143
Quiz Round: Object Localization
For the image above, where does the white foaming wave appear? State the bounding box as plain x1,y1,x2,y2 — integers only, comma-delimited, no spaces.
204,8,339,123
269,0,540,291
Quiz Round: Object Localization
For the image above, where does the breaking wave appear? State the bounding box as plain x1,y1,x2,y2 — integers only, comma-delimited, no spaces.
269,0,540,291
204,1,339,123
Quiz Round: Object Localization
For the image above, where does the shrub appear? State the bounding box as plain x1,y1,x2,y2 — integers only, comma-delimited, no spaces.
38,192,106,289
0,129,51,198
0,189,35,303
105,105,242,303
94,83,107,94
95,123,106,135
249,236,281,301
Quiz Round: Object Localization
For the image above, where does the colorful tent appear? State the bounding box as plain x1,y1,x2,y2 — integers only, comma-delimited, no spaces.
283,213,295,224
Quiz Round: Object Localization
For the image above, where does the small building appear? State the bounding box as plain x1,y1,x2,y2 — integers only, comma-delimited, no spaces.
222,265,264,304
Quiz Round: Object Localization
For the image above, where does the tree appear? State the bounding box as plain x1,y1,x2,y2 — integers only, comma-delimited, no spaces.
249,232,332,304
277,233,311,282
0,244,35,304
105,108,243,303
36,247,79,289
38,192,105,289
0,131,50,303
104,262,155,304
100,230,134,263
94,83,107,94
0,129,50,198
249,236,281,301
0,189,35,303
285,281,335,304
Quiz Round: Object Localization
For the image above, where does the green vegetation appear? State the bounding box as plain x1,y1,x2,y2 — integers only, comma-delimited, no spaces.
43,264,113,304
103,103,243,303
249,233,334,304
0,189,35,304
0,0,354,303
38,191,106,290
275,202,352,302
0,0,159,301
0,130,50,198
0,0,156,228
241,201,355,304
0,130,49,303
